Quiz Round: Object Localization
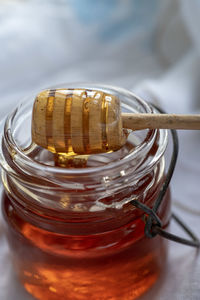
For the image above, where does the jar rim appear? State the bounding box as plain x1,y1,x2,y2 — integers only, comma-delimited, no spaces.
0,84,168,182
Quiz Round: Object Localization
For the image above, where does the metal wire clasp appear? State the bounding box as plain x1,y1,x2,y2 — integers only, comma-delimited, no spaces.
131,105,200,249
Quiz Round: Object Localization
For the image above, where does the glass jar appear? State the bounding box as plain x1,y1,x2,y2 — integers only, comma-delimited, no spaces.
0,84,170,300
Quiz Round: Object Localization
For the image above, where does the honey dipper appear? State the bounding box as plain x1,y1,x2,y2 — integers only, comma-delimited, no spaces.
32,88,200,155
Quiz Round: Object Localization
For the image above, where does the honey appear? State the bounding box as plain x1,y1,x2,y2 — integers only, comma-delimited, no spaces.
0,85,170,300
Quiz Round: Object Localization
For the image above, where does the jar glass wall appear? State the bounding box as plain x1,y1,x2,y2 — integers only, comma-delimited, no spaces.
0,84,170,300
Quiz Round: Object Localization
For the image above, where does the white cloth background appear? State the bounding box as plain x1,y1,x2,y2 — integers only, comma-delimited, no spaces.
0,0,200,299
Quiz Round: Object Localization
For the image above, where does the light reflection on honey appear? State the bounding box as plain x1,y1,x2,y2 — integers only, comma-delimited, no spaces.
21,252,158,300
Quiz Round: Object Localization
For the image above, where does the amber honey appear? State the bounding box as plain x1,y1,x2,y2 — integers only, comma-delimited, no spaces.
2,182,170,300
0,84,170,300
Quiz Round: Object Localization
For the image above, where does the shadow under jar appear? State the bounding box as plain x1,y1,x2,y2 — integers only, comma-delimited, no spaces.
0,84,170,300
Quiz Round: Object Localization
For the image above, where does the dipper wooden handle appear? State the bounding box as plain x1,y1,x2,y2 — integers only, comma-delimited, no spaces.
32,88,200,155
122,113,200,130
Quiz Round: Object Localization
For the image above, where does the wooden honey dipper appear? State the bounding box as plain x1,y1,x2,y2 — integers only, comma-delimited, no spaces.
32,88,200,155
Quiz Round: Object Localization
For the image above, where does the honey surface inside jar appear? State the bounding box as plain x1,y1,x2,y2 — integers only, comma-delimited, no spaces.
32,88,126,156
